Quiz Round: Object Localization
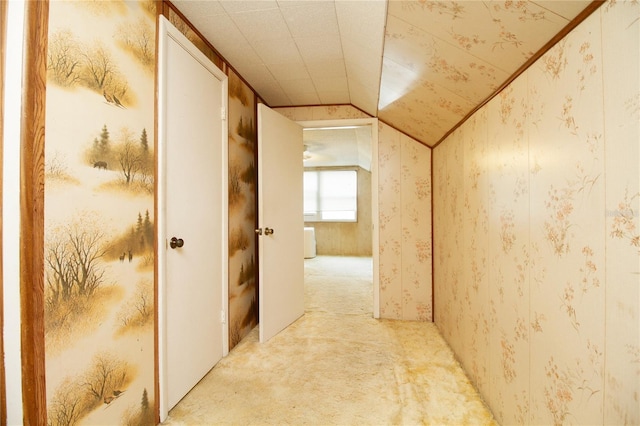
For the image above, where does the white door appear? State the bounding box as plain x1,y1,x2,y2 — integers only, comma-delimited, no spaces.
257,104,304,343
157,16,228,419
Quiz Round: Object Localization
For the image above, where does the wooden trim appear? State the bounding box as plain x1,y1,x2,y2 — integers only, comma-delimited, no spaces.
253,91,260,349
161,0,171,17
163,0,267,107
0,0,7,421
377,117,432,149
20,0,48,424
154,1,162,423
431,0,606,149
162,1,224,69
430,151,435,323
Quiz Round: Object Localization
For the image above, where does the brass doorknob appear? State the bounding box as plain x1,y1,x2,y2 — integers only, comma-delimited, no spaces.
264,227,274,236
170,237,184,249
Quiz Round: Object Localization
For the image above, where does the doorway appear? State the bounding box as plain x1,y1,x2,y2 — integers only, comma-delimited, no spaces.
298,118,379,318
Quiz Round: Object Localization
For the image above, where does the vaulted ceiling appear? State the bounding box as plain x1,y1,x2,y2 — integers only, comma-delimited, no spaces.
173,0,594,147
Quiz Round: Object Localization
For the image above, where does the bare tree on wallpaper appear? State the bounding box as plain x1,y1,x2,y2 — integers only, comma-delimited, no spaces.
45,217,111,340
45,222,108,305
115,128,142,184
48,352,134,425
137,128,154,192
48,378,87,426
47,29,134,107
116,279,154,333
116,16,155,70
46,150,79,185
82,352,130,403
81,41,118,90
47,29,82,87
80,40,129,106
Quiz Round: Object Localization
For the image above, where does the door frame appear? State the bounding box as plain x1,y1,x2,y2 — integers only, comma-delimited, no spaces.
297,118,380,318
156,16,229,420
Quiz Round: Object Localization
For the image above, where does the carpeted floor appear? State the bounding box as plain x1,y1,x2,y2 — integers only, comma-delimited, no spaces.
163,256,496,425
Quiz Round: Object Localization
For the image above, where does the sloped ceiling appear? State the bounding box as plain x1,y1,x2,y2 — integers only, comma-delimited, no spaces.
173,0,595,147
303,126,373,170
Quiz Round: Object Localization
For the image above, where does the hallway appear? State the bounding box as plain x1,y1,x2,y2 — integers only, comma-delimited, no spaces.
163,256,496,425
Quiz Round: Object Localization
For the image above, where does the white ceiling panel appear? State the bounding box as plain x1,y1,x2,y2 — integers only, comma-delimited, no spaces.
341,40,383,73
235,64,286,97
344,59,382,90
229,8,291,41
267,62,312,81
174,0,596,146
336,0,387,45
313,76,349,92
219,0,279,14
280,2,339,37
177,1,227,17
286,91,322,105
306,60,347,79
297,35,344,62
281,78,317,94
253,83,290,106
187,11,248,53
348,79,379,116
253,37,304,64
318,91,351,105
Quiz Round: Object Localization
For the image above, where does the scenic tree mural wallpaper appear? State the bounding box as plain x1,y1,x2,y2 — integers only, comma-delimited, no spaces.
227,69,258,349
45,1,156,423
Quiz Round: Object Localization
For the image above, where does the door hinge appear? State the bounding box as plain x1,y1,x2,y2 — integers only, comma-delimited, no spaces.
220,310,226,324
221,107,227,120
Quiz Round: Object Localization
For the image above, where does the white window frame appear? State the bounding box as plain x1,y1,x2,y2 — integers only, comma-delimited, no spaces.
304,167,358,223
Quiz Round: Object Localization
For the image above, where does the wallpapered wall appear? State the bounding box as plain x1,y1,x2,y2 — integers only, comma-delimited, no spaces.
42,1,260,423
433,2,639,424
277,106,433,321
45,2,156,423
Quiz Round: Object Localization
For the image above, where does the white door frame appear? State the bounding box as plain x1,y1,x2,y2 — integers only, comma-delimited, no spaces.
297,118,380,319
157,16,229,421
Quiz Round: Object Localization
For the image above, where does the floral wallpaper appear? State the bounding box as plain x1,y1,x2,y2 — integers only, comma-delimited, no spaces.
276,105,369,122
433,1,639,424
378,123,433,320
277,106,433,321
379,0,591,147
45,1,156,424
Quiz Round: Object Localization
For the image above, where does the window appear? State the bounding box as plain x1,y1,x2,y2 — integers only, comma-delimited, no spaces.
304,169,357,222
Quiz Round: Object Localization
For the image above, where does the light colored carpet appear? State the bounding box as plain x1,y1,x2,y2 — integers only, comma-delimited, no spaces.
163,256,496,425
304,256,373,316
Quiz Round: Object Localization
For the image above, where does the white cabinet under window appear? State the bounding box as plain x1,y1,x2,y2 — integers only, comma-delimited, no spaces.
304,169,357,222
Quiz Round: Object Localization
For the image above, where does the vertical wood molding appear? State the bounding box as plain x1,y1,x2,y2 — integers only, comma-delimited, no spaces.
154,3,163,423
0,0,7,422
20,0,48,423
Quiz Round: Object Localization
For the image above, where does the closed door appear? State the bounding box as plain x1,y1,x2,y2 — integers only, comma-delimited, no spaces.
257,104,304,343
157,16,228,418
